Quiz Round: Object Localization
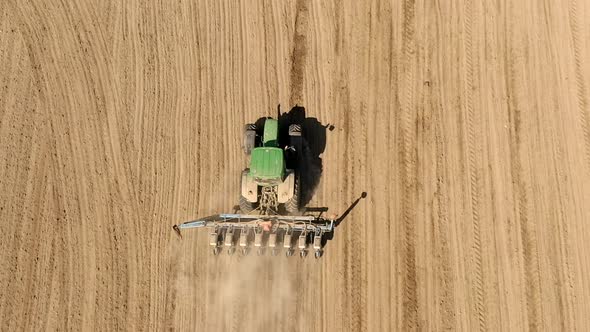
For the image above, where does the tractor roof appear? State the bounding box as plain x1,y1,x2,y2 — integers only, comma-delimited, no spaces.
262,119,279,147
249,147,284,180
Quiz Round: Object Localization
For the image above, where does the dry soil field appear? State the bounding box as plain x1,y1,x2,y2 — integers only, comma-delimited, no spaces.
2,0,590,331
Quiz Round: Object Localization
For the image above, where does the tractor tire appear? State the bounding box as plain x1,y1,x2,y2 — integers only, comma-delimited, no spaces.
284,172,300,214
243,124,256,155
239,195,256,214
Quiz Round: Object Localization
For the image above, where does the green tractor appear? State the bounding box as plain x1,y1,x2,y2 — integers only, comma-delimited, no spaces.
240,117,302,215
172,109,349,259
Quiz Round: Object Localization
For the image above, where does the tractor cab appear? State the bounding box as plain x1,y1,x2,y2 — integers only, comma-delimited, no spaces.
248,119,285,185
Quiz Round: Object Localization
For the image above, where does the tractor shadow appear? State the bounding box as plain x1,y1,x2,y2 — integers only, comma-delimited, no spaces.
278,105,334,208
254,105,333,209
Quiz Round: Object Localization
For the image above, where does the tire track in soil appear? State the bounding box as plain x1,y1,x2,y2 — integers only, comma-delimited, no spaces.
531,4,577,328
434,118,456,331
0,10,25,321
399,0,419,330
0,3,17,122
350,103,368,332
428,13,456,330
463,1,487,330
347,6,369,330
385,6,399,330
423,2,456,329
62,8,139,327
504,6,542,329
550,132,576,331
335,6,353,326
568,0,590,173
4,4,83,330
163,1,200,329
288,0,309,106
508,87,542,332
285,2,310,328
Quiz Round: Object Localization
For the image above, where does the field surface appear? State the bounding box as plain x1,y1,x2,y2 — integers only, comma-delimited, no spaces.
2,1,590,331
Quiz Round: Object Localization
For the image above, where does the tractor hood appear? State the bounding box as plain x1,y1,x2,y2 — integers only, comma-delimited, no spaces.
249,147,285,182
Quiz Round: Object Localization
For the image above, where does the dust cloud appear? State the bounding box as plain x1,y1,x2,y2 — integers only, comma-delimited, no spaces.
172,241,301,332
213,255,296,331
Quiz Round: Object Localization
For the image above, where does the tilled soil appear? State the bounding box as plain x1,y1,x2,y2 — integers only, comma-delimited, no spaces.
2,1,590,331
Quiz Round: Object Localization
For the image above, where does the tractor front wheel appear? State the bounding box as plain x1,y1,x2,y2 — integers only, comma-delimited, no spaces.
243,124,256,155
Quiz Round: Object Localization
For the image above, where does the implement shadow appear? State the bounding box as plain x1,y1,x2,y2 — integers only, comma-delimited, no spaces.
322,192,367,246
335,192,367,227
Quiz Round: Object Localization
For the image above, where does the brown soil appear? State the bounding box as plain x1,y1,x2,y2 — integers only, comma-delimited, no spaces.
2,1,590,331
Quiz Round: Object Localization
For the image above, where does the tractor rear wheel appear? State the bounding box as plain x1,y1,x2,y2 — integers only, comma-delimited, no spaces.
239,195,256,214
284,172,300,214
243,124,256,155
